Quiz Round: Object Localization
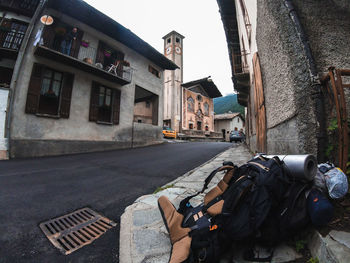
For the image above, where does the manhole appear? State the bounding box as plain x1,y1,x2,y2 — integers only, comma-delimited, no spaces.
39,207,116,255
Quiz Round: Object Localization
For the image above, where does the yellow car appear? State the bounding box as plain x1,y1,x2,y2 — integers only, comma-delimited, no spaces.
162,127,176,139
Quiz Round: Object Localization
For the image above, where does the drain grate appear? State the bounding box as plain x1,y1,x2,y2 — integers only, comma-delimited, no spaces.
39,207,116,255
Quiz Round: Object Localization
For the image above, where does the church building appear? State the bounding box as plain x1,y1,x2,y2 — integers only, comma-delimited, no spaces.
162,31,222,136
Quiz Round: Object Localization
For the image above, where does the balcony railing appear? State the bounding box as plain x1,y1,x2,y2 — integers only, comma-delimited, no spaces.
0,22,27,51
0,0,39,16
38,38,133,83
232,51,249,74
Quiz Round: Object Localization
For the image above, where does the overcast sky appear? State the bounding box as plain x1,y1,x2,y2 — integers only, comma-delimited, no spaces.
84,0,234,96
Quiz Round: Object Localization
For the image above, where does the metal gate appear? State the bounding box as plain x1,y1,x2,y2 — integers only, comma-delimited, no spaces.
321,67,349,171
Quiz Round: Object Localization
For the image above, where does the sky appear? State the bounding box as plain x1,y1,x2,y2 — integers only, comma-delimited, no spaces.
84,0,234,96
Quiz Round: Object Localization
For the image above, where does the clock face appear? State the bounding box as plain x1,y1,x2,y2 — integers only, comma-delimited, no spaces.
166,46,172,55
175,46,181,54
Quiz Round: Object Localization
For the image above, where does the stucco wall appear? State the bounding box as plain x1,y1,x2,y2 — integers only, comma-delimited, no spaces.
10,8,165,157
255,0,318,155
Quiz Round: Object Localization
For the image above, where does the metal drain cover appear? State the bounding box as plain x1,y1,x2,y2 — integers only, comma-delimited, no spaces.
39,207,116,255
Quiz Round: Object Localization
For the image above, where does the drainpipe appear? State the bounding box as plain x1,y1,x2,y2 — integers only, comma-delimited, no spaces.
283,0,327,162
6,0,47,158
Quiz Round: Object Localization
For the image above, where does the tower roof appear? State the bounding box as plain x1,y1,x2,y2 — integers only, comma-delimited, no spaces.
162,31,185,40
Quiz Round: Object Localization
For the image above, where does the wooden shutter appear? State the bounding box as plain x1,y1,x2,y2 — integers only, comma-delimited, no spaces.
253,52,267,153
41,22,56,48
71,28,84,58
152,96,159,125
95,42,105,65
25,63,43,114
112,89,121,125
89,82,99,122
59,72,74,118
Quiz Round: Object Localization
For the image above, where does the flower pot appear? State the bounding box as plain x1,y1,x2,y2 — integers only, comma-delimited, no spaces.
81,41,89,48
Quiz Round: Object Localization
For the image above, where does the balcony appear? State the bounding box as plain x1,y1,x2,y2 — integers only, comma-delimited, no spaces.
35,36,133,85
0,0,39,17
0,20,27,59
232,52,250,107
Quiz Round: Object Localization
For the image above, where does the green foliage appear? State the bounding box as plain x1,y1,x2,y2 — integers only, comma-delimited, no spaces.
295,239,307,253
327,118,338,132
307,257,319,263
153,184,174,194
213,94,245,116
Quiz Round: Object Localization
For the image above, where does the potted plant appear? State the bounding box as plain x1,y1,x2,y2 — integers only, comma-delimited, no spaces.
103,49,112,57
81,39,90,47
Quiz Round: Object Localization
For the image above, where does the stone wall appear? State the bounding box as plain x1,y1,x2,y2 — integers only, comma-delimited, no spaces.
255,0,318,155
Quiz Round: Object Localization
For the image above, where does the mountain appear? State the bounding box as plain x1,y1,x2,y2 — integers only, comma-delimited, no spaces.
213,94,245,116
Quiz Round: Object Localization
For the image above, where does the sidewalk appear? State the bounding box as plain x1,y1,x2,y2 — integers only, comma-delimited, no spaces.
119,144,350,263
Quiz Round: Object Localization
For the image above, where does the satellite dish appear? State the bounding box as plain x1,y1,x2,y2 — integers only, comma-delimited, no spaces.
40,15,54,25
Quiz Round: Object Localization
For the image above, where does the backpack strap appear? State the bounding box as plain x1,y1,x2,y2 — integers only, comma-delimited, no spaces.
178,165,235,214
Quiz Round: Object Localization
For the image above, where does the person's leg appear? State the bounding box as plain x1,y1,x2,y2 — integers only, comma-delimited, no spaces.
60,40,66,54
66,41,72,55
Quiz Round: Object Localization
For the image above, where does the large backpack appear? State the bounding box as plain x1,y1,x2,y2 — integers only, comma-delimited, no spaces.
158,156,312,263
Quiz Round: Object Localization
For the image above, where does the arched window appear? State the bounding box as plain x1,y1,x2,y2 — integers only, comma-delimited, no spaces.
187,97,194,112
204,102,209,116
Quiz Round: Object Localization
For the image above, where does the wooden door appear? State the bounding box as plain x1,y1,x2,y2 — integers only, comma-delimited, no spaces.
253,52,267,153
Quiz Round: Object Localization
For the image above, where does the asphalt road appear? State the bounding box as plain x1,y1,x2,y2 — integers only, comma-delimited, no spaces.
0,141,231,263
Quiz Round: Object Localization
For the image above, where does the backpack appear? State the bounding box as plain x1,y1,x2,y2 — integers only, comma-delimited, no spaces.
158,156,311,263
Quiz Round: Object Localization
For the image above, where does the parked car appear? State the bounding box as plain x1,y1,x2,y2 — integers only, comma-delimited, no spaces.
162,127,176,139
230,131,244,143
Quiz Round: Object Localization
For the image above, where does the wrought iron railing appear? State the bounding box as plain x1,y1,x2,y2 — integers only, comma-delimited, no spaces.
0,27,25,50
39,38,133,82
232,51,250,74
0,0,39,16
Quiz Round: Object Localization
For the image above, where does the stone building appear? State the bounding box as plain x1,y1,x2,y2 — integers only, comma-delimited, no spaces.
217,0,350,170
4,0,177,158
214,113,244,141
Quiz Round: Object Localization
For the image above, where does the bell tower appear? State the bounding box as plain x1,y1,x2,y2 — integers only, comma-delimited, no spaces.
162,31,185,132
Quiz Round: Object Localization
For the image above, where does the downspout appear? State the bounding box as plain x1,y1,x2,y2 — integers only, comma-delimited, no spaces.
283,0,327,162
6,0,47,157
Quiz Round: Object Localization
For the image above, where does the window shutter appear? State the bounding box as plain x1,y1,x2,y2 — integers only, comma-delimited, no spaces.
71,28,84,58
89,82,99,122
112,89,121,125
41,22,56,48
59,73,74,118
25,63,43,114
95,42,105,65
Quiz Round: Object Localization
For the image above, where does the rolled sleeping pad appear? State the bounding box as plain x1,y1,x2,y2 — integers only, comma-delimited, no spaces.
263,154,317,181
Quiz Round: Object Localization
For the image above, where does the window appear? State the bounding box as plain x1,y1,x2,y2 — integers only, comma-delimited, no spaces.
204,102,209,116
89,82,120,124
238,118,240,123
25,63,74,118
167,38,171,44
197,95,202,102
189,123,193,129
187,97,194,112
1,20,28,50
148,65,161,78
146,101,151,108
38,68,63,115
176,37,180,43
205,125,209,131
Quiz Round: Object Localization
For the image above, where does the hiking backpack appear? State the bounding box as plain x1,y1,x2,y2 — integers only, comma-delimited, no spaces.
158,156,312,263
